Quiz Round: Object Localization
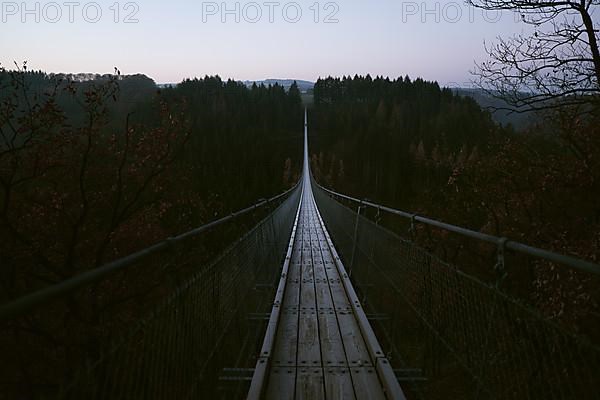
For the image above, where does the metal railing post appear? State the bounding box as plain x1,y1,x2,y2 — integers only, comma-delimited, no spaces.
348,199,364,278
495,237,509,288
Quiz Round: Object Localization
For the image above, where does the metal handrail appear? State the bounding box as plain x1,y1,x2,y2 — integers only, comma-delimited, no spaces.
315,183,600,276
0,182,300,321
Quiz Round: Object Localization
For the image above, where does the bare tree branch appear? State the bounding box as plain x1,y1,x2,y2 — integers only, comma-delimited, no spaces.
468,0,600,111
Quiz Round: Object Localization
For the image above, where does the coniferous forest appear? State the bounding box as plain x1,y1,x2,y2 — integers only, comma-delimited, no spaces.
309,75,600,341
310,75,600,277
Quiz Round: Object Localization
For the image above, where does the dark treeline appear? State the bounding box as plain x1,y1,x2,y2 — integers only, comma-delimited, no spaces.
156,77,303,208
310,75,497,206
310,75,600,339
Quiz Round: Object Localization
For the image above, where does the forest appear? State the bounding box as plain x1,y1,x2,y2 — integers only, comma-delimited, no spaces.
1,65,599,397
0,69,303,298
311,74,600,258
0,68,304,397
309,74,600,339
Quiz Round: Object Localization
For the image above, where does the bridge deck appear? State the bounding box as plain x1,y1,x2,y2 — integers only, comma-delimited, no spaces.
248,112,404,400
267,182,389,399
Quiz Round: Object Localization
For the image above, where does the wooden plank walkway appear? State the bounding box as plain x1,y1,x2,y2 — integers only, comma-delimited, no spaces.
247,111,406,400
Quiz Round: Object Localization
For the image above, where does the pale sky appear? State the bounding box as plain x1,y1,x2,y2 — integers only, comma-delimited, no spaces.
1,0,526,84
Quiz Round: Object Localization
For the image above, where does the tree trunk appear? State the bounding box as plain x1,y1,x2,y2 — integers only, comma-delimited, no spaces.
580,6,600,87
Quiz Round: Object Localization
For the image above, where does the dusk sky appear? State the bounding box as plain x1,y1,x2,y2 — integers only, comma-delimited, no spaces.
1,0,527,85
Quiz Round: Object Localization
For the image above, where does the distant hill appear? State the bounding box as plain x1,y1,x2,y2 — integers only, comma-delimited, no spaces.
156,79,536,130
452,88,538,131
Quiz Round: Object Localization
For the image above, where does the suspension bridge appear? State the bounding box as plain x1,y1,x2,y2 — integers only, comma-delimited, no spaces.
1,111,599,399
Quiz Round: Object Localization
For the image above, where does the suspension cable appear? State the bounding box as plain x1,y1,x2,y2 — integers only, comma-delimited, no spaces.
315,182,600,275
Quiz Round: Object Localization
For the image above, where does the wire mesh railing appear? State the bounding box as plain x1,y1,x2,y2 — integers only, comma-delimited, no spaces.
0,184,301,400
312,181,600,400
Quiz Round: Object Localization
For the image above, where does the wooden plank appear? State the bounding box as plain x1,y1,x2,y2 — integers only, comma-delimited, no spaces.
302,248,312,260
299,270,316,310
311,252,329,284
288,257,302,281
273,217,303,367
337,309,373,367
272,309,299,367
315,282,334,310
317,311,347,368
312,225,335,311
283,280,300,308
265,368,296,400
316,236,352,313
326,281,351,311
295,368,325,400
284,246,302,310
297,211,321,368
290,243,302,265
324,368,356,400
297,305,320,367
